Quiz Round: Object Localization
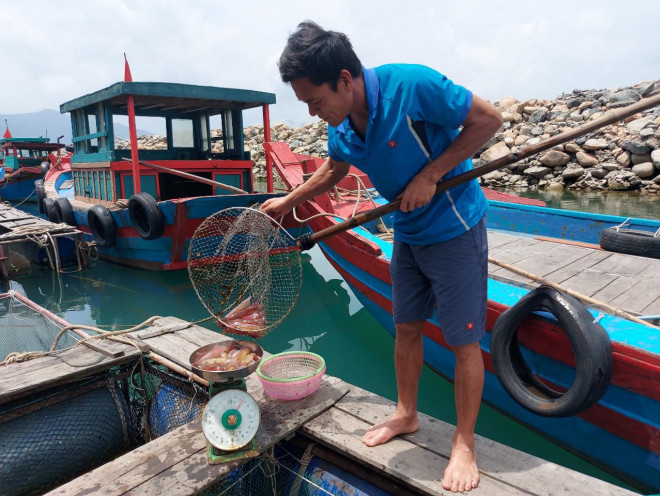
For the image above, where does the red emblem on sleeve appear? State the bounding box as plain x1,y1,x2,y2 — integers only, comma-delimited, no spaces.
388,140,397,148
466,322,474,330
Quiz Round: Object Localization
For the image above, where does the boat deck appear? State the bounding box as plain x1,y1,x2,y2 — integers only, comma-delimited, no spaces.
488,231,660,317
37,317,639,496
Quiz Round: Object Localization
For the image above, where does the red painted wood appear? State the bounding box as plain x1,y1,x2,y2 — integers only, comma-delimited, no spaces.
482,187,546,206
263,105,273,193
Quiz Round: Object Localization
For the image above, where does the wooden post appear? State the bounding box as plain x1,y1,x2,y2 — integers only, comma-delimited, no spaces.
124,54,141,194
0,245,8,283
263,104,273,193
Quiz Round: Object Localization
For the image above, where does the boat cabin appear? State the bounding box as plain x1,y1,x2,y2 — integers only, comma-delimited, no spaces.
0,138,64,172
60,82,276,205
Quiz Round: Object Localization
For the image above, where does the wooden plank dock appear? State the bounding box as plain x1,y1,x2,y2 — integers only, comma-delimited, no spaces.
32,317,639,496
0,202,80,242
0,202,83,277
488,231,660,317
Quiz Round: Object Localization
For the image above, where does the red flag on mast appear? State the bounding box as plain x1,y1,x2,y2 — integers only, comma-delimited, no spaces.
3,120,11,139
124,53,133,82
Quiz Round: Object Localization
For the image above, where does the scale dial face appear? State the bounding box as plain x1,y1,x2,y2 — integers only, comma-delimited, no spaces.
202,389,260,451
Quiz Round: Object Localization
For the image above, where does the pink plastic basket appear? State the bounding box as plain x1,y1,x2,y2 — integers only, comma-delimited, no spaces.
256,351,325,401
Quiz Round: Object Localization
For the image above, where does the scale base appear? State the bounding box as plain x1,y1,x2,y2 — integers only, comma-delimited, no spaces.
206,440,260,465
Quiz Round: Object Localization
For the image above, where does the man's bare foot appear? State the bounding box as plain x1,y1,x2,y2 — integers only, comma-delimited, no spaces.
362,413,418,447
442,435,479,492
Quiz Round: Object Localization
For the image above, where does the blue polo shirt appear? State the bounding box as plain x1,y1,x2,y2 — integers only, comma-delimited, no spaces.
328,64,488,245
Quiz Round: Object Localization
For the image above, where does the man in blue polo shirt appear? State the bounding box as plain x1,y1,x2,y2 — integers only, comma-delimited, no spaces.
262,21,502,493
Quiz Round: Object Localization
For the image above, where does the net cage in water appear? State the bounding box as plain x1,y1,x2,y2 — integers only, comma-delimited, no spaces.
0,290,80,360
0,350,208,496
199,437,397,496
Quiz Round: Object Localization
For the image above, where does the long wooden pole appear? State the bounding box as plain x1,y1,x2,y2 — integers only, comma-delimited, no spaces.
303,91,660,249
121,158,247,195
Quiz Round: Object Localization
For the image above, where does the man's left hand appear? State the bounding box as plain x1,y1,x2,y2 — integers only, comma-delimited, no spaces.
400,173,437,212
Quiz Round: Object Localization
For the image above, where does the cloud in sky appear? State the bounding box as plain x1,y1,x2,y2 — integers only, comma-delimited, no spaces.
1,0,658,127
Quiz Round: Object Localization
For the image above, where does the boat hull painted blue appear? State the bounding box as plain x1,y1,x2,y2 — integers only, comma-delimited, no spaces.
317,237,660,492
0,177,39,203
53,171,302,270
487,200,660,245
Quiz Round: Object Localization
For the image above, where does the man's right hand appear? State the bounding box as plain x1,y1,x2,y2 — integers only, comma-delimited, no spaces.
260,195,294,219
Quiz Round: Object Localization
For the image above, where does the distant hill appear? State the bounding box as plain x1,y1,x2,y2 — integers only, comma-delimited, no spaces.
0,109,155,146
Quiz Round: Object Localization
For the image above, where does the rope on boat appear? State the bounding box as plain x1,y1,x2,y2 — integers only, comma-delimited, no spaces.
488,257,658,328
292,173,389,235
8,189,37,208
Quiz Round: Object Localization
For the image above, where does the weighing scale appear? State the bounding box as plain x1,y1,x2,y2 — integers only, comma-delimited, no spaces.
189,340,264,464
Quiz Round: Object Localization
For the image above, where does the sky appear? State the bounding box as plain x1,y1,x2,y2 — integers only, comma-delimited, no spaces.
1,0,659,128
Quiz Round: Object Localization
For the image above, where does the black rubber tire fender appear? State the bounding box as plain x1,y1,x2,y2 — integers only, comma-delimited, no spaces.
87,204,117,248
35,179,47,214
54,198,76,226
43,197,59,223
490,285,613,417
600,227,660,259
128,192,165,240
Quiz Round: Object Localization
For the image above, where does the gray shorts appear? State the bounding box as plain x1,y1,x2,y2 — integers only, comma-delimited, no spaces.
390,216,488,347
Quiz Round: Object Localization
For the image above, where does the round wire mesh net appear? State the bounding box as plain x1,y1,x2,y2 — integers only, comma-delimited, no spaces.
188,206,302,338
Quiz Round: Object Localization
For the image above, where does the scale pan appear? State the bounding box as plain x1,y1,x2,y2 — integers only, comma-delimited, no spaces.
189,340,264,383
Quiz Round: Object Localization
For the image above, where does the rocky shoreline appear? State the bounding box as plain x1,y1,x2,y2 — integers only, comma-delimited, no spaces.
120,79,660,194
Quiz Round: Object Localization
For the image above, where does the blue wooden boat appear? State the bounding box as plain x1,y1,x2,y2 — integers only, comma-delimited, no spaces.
266,142,660,493
40,72,293,271
0,136,66,203
487,199,660,249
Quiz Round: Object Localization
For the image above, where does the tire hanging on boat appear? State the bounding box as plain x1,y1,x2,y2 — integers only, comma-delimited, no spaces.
128,192,165,240
490,285,613,417
87,204,117,248
599,227,660,259
42,197,59,223
54,198,76,226
34,179,47,214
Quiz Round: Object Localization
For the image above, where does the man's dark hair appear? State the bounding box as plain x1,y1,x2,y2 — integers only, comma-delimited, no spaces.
278,21,362,91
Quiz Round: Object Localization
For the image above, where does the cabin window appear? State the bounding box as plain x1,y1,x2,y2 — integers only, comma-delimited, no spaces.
222,112,235,151
171,119,194,148
73,110,86,154
86,113,99,153
113,116,167,150
200,115,210,154
96,103,107,151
